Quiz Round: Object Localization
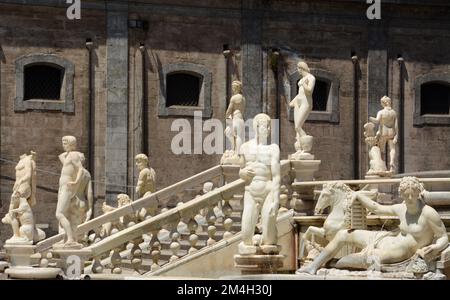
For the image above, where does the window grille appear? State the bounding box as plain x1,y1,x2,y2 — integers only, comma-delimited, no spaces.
24,64,63,100
166,73,201,107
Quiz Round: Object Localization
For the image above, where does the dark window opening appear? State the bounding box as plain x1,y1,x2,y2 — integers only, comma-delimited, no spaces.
166,73,201,107
24,64,63,100
420,82,450,115
296,78,330,111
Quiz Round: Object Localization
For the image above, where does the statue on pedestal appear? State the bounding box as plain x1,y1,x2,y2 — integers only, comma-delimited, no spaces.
2,151,45,244
369,96,398,173
55,136,84,249
289,61,316,160
297,177,449,277
135,154,157,219
238,113,281,254
101,194,135,237
364,122,389,176
222,80,245,165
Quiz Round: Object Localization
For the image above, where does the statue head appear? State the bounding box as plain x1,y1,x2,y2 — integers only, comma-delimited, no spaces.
253,113,271,144
203,182,214,194
380,96,391,108
398,176,424,205
135,153,149,170
297,61,310,76
62,136,77,152
117,194,132,207
231,80,242,95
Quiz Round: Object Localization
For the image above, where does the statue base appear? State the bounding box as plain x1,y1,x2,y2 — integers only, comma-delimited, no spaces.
5,266,62,279
52,241,83,250
289,159,321,214
295,267,446,280
220,150,241,165
234,253,284,275
4,244,36,267
289,151,314,161
51,248,92,279
235,243,284,275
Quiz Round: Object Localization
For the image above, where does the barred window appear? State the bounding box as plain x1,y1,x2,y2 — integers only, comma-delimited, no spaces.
24,64,63,100
166,73,201,107
296,78,330,111
420,82,450,115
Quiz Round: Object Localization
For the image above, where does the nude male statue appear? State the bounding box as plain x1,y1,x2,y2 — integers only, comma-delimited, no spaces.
369,96,398,173
135,154,156,219
56,136,84,247
238,113,281,254
2,151,45,244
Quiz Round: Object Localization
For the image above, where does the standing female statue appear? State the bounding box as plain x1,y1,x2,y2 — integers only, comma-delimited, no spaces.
289,61,316,158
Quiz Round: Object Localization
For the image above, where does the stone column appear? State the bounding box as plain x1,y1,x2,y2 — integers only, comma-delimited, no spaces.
105,3,129,203
242,1,263,119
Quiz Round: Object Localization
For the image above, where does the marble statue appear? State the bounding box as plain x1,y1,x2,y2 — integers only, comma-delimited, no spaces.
297,177,449,275
222,80,245,165
135,154,157,219
100,194,135,237
289,61,316,160
2,151,45,244
135,153,156,198
238,113,281,254
364,122,388,176
55,136,84,248
72,153,93,224
369,96,398,173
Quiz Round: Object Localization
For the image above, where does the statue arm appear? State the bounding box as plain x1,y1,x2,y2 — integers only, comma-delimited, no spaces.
393,114,399,143
68,153,83,186
354,191,396,216
225,100,234,119
270,145,281,215
85,180,94,222
369,111,382,124
422,208,449,255
303,75,316,94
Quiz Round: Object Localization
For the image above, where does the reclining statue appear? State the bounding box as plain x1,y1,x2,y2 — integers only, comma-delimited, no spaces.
297,176,449,275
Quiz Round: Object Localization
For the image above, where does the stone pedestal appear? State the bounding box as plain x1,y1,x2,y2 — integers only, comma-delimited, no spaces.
4,244,36,267
234,246,285,275
290,159,321,215
221,164,240,183
52,248,92,279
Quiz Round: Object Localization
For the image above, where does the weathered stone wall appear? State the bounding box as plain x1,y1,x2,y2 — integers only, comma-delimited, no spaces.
0,0,450,245
0,4,107,243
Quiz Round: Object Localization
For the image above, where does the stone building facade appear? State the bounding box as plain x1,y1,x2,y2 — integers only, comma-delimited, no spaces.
0,0,449,242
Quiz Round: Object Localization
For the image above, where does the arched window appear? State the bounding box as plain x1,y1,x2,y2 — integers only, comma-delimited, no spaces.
24,64,64,100
414,73,450,126
159,62,212,117
15,54,74,112
420,82,450,115
166,73,201,107
290,68,339,123
296,78,331,112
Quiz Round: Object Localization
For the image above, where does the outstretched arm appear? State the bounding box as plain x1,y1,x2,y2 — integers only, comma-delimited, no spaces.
369,111,382,124
354,191,396,216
